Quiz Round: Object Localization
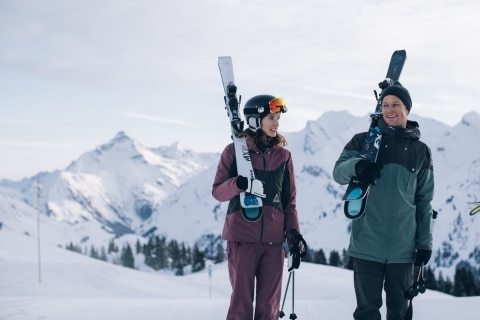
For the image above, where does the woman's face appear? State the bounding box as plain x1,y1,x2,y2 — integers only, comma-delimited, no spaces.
261,113,281,137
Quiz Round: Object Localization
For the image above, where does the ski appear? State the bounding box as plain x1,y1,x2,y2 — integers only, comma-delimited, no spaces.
218,56,263,221
343,50,407,219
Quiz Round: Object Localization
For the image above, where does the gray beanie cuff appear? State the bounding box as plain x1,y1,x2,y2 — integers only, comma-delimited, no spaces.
381,83,412,112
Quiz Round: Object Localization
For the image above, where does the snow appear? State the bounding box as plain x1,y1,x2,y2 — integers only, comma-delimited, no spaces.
1,228,479,320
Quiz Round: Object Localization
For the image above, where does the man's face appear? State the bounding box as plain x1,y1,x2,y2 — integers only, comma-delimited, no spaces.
382,95,409,128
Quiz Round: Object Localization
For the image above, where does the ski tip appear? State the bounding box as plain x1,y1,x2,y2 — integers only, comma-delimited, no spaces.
344,198,367,220
218,56,232,62
392,49,407,60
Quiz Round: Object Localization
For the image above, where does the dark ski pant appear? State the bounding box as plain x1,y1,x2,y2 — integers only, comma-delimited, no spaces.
226,241,284,320
352,258,413,320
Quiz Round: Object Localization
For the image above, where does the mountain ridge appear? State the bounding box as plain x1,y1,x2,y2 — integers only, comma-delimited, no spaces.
1,110,479,279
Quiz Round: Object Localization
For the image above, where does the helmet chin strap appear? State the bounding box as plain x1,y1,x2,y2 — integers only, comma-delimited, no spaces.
247,117,261,132
254,118,261,131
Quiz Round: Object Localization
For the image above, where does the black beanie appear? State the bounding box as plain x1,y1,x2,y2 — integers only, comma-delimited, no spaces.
381,81,412,112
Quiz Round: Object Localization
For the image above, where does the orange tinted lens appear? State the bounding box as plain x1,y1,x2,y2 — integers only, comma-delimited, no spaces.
269,97,287,113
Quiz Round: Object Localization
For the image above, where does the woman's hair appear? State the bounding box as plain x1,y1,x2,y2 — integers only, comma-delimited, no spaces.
238,128,287,151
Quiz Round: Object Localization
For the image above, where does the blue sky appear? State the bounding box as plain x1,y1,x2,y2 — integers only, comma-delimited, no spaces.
1,0,479,180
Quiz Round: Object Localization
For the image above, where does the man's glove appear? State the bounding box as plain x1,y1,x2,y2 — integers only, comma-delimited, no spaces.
355,160,383,185
288,229,307,272
236,175,266,198
414,249,432,266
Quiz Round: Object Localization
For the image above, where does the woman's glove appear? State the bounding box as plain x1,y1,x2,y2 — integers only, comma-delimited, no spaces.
236,175,266,198
288,229,308,272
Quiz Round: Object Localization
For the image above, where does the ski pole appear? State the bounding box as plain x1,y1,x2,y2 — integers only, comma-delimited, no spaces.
279,270,297,319
279,271,291,318
290,270,297,319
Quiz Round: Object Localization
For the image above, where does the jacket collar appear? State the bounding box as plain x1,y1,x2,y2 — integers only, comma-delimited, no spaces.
378,117,421,140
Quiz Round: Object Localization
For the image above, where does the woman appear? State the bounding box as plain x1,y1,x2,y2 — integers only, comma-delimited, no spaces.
212,94,302,320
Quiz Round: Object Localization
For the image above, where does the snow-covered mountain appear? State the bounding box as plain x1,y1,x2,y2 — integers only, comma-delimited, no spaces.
1,111,480,279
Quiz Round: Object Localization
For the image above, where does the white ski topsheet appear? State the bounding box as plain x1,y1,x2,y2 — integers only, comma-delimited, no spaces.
218,56,235,93
218,56,262,210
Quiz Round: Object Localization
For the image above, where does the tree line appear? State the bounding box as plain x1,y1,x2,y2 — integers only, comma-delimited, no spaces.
66,237,479,297
65,235,225,276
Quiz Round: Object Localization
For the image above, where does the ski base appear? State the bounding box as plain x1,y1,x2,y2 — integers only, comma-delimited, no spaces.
344,198,367,219
242,203,262,222
343,178,369,219
342,178,370,201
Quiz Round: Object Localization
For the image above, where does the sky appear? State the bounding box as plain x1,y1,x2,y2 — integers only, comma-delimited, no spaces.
2,226,480,320
1,0,480,180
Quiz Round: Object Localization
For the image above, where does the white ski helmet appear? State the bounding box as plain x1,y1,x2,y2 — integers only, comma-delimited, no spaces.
243,95,287,132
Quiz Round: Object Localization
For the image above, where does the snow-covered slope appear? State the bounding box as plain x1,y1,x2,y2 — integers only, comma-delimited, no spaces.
1,226,479,320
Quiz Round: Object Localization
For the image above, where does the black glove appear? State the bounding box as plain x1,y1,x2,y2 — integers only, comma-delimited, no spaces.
288,229,307,272
236,175,248,190
235,175,266,198
355,160,382,185
414,249,432,266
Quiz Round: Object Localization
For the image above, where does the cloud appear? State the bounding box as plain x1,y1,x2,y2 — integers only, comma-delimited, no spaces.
121,112,190,126
0,140,71,148
1,0,480,180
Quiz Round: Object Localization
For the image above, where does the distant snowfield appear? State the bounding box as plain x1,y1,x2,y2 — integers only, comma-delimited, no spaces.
1,228,479,320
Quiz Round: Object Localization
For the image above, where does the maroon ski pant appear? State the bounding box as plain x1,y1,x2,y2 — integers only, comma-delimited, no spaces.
226,241,285,320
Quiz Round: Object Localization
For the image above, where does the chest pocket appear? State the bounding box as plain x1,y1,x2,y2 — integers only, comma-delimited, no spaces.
377,140,428,193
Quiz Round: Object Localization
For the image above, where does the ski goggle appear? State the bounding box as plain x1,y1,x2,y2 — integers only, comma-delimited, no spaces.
269,97,287,113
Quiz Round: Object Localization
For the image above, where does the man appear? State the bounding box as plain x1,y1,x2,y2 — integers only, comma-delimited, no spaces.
333,82,434,320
